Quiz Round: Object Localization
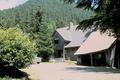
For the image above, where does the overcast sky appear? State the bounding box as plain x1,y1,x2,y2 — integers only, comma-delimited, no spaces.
0,0,28,10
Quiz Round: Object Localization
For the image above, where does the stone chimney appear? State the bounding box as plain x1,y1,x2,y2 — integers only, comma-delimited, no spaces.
67,22,73,30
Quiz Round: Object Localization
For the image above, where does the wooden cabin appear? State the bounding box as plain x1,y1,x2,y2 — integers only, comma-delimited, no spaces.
53,23,92,61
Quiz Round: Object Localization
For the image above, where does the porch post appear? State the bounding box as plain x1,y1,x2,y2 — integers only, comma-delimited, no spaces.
62,46,65,61
90,54,93,66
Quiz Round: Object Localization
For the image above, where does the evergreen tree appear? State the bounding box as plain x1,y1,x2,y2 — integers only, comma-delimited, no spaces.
64,0,120,36
33,10,54,62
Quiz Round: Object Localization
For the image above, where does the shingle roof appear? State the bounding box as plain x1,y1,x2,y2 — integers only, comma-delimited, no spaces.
75,30,116,55
56,25,91,48
56,26,72,41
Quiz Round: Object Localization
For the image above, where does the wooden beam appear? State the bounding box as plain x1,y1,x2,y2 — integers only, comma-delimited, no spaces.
90,54,93,66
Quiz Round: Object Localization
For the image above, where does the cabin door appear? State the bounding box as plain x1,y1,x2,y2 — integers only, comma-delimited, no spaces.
54,50,63,58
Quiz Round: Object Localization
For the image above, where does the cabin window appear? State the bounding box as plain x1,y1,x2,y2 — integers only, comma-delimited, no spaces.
54,38,59,44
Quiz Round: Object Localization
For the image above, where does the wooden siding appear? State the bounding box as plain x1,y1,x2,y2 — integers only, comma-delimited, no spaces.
53,31,65,50
65,47,79,61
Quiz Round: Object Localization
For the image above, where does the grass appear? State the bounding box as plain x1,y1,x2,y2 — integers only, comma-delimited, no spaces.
0,77,26,80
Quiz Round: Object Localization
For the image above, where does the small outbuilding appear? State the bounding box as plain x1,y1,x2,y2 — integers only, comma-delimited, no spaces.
75,30,120,69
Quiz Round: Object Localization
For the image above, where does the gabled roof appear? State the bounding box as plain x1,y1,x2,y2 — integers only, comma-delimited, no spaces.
55,25,92,48
75,30,117,55
56,26,72,41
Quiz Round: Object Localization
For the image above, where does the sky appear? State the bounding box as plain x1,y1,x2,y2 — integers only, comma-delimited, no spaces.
0,0,28,10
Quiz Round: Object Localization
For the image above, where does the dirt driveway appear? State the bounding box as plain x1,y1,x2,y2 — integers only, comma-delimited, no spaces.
25,62,120,80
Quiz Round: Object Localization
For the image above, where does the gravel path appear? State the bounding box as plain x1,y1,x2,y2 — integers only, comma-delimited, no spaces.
25,62,120,80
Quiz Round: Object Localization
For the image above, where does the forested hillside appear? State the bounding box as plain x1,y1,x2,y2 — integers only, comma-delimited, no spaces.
0,0,94,28
0,0,94,61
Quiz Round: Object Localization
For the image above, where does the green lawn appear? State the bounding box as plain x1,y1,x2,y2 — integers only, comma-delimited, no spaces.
0,77,26,80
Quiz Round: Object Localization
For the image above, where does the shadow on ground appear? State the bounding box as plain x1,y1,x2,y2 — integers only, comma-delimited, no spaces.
0,66,30,79
66,66,120,73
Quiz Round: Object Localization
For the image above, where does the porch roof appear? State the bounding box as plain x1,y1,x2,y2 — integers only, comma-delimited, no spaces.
75,30,116,55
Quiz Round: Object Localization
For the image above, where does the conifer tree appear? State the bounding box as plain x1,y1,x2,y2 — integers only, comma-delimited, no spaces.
33,10,53,62
64,0,120,36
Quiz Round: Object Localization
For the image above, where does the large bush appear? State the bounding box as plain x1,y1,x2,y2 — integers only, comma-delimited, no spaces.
0,28,37,68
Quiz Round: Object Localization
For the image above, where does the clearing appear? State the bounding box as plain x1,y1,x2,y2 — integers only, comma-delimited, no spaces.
23,62,120,80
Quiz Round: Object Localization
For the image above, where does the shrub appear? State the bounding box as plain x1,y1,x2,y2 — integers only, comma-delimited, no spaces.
0,28,37,68
37,50,52,62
